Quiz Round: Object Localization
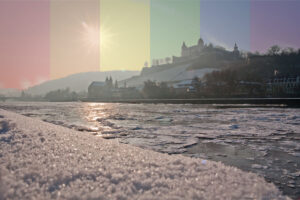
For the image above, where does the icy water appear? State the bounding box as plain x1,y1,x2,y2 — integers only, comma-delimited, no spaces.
1,102,300,199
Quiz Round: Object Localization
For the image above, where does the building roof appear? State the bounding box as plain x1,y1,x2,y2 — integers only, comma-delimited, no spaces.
89,81,105,87
172,79,193,88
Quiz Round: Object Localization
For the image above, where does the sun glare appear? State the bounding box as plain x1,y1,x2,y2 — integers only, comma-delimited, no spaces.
81,21,115,53
100,24,115,51
81,21,99,51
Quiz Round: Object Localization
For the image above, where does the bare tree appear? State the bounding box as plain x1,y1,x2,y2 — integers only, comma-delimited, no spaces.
165,57,171,64
267,45,281,55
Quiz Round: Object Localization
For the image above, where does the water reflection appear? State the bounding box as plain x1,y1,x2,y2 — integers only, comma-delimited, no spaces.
82,103,115,137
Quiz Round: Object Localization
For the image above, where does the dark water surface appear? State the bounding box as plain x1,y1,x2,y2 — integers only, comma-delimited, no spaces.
1,102,299,199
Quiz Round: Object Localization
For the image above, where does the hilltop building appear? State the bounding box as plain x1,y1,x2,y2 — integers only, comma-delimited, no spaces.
141,38,243,83
170,38,240,64
181,38,204,57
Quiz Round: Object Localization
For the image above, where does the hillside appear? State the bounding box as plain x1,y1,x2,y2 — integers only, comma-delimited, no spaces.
120,45,246,88
215,53,300,83
26,71,139,96
121,56,240,88
121,61,217,88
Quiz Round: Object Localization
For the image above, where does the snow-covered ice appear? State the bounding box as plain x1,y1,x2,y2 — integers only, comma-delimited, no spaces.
1,102,300,198
0,109,289,200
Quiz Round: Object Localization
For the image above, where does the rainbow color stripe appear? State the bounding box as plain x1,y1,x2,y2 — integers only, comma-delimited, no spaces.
0,0,299,89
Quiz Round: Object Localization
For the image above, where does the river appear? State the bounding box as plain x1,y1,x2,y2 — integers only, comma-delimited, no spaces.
1,102,299,199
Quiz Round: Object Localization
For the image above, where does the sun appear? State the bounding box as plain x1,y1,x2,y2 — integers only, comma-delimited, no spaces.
81,21,115,53
81,21,100,51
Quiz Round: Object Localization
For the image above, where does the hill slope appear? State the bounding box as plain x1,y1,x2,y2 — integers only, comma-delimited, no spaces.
121,58,219,88
26,71,139,95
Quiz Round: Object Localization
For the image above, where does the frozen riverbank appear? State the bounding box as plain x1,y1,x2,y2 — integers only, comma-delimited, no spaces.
0,109,289,200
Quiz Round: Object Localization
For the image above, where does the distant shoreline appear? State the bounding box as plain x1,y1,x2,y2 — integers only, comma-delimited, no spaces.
2,98,300,107
82,98,300,106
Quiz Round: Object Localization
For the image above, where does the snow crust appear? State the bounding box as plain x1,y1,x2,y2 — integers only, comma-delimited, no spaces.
0,109,289,200
123,62,216,87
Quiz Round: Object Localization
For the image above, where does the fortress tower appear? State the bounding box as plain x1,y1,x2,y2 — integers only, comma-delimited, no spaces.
233,43,240,57
198,38,204,47
181,38,204,57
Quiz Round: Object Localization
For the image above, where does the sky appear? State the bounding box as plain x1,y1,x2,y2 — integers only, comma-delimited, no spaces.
150,0,200,61
50,0,100,80
200,0,250,51
0,0,50,89
251,0,300,52
0,0,299,89
100,0,150,71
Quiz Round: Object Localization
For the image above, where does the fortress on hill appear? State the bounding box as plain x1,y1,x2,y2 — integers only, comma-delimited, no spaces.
151,38,241,66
